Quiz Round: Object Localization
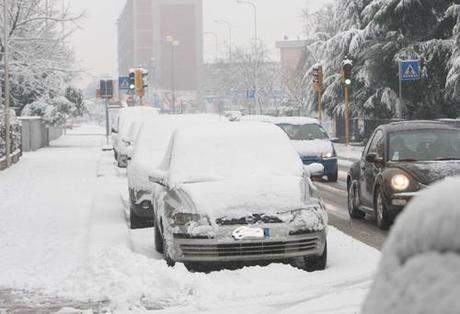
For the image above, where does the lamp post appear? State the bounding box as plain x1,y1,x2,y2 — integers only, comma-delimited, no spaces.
236,0,260,114
204,32,219,63
3,0,11,168
166,36,180,114
214,19,232,63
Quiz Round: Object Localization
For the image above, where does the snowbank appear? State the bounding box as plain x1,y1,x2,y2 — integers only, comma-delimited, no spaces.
362,176,460,314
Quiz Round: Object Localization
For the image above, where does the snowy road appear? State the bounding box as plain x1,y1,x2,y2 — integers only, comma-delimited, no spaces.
0,125,380,313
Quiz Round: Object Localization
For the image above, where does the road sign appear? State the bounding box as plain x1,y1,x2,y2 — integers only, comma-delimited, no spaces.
400,60,421,81
246,89,256,99
100,80,114,99
118,76,129,90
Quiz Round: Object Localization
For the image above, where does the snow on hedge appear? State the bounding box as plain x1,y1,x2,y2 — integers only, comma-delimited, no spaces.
363,176,460,314
0,109,22,159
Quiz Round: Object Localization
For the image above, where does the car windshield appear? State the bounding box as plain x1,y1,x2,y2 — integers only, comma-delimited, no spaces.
276,123,329,141
388,129,460,162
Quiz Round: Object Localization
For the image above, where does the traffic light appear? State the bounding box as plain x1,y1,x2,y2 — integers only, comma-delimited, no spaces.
128,69,136,93
312,65,323,92
135,69,144,97
342,58,353,86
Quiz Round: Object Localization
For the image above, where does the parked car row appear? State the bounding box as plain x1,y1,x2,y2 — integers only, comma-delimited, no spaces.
112,109,330,272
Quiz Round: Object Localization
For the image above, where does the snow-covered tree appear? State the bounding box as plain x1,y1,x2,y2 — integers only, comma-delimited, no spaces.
301,0,460,120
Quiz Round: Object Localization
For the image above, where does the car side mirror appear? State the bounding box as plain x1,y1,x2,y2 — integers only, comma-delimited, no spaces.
366,153,383,164
111,127,117,133
149,170,168,187
304,163,325,177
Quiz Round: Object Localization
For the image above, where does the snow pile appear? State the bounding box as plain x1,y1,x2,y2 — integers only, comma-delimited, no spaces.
169,123,304,186
180,176,312,220
272,116,320,126
362,176,460,314
128,114,226,192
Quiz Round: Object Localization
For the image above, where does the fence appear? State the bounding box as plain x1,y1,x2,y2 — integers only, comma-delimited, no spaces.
0,112,23,171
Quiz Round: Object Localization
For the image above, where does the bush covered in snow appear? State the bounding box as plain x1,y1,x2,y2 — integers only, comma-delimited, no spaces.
362,177,460,314
0,109,22,159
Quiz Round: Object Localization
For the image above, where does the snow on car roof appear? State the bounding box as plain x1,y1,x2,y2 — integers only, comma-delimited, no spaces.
168,122,304,185
239,115,275,123
363,176,460,314
272,116,320,126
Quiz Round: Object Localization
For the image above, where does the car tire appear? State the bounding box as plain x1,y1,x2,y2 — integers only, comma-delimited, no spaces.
375,187,391,231
114,150,118,161
163,235,176,267
295,242,327,272
348,182,365,219
154,218,164,254
327,170,338,182
130,207,144,229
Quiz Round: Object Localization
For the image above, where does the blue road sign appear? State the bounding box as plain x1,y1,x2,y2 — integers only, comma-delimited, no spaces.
246,89,256,99
118,76,130,90
400,60,421,81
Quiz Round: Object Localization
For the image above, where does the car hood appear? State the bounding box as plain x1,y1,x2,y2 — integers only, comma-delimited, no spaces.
290,139,333,157
178,175,310,220
391,161,460,185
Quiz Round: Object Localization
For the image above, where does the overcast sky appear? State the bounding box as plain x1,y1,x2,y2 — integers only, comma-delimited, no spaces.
69,0,329,88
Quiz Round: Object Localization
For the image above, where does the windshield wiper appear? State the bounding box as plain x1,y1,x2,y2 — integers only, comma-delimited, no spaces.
435,157,460,161
392,158,418,162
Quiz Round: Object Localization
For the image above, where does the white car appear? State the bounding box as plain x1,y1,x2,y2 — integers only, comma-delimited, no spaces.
112,106,159,167
127,114,226,229
149,122,328,271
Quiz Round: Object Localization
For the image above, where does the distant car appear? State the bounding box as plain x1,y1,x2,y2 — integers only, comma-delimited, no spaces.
273,117,339,182
347,121,460,230
127,114,226,229
112,107,158,168
149,123,328,271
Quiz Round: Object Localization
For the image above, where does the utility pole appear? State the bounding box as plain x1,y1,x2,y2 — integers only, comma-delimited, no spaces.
166,36,180,114
3,0,11,168
313,65,324,123
342,57,353,145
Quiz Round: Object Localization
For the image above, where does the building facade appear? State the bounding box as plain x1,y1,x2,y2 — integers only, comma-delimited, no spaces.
118,0,203,93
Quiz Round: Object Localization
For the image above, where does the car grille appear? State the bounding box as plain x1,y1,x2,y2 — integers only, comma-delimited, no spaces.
180,237,319,258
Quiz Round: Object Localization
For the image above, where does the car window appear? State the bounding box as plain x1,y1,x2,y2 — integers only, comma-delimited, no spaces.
367,130,384,158
276,123,329,140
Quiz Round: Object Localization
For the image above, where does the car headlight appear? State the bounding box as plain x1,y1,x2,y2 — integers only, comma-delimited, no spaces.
173,213,209,226
321,151,336,159
391,174,410,191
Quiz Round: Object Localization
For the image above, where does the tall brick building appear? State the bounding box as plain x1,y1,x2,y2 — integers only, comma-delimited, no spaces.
118,0,203,92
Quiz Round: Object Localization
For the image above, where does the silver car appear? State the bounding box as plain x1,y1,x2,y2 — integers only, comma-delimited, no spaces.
150,122,328,271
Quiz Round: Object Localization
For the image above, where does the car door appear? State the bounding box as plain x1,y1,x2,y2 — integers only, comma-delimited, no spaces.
359,130,384,207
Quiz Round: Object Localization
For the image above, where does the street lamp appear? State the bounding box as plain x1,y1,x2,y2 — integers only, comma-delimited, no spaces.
214,19,232,63
236,0,258,46
204,32,219,63
166,35,180,114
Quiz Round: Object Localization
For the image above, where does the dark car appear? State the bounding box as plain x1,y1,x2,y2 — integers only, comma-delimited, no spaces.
347,121,460,230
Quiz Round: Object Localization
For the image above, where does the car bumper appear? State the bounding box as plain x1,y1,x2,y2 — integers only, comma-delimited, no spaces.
301,157,338,177
169,226,327,263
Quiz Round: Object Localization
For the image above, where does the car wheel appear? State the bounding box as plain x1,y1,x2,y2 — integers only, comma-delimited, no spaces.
154,218,164,254
294,242,327,272
348,182,365,219
130,207,144,229
114,150,118,161
328,170,338,182
375,188,391,230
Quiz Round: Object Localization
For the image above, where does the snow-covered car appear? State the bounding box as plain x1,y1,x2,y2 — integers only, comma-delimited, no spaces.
273,117,339,182
127,114,226,229
149,123,328,271
112,106,159,167
362,177,460,314
347,121,460,230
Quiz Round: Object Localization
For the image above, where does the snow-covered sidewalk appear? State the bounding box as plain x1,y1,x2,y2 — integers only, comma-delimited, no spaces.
0,125,380,313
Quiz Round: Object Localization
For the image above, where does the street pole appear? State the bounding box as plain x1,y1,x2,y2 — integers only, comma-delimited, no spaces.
237,0,259,114
344,86,350,145
3,0,11,168
105,98,110,146
398,60,403,119
171,45,176,114
318,89,323,123
215,20,232,63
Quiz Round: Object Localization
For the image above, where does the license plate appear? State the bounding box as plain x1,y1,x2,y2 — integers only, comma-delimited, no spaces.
232,226,265,240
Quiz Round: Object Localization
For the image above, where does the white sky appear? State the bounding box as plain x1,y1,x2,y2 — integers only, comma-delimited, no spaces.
68,0,330,88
